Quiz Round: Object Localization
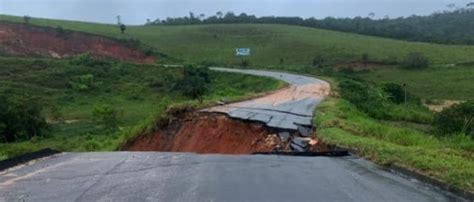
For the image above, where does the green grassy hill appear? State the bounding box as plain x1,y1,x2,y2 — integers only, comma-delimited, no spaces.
2,15,474,67
1,15,474,192
0,57,282,160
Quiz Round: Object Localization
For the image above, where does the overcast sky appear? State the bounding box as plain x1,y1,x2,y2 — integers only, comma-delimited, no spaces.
0,0,470,25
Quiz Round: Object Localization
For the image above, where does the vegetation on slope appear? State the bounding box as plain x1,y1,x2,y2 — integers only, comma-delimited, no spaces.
0,57,282,160
314,76,474,192
1,14,473,193
2,15,474,68
146,6,474,45
359,66,474,100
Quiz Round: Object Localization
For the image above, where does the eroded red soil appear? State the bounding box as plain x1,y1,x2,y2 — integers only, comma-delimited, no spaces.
125,113,283,154
0,22,154,63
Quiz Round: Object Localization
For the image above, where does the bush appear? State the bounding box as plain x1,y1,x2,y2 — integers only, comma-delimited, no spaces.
174,66,211,102
312,55,325,67
361,53,369,66
55,26,70,37
69,53,112,67
434,101,474,137
0,94,50,142
339,79,389,119
69,74,96,91
241,60,250,67
49,105,65,124
383,83,421,105
383,83,405,104
92,105,121,132
401,52,430,69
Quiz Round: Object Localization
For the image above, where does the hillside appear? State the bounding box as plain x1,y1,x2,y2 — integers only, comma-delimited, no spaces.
0,57,282,159
2,15,474,68
1,14,473,193
150,8,474,45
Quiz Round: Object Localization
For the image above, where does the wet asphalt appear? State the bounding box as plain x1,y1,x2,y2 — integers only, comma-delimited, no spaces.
0,69,466,201
0,152,463,201
204,68,330,130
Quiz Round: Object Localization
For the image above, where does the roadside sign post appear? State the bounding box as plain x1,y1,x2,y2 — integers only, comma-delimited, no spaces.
236,48,250,67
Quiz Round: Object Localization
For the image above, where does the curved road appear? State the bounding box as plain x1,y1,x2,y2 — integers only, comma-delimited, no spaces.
0,69,464,201
205,68,330,130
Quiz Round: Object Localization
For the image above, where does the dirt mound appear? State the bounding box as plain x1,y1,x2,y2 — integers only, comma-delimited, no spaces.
124,112,284,154
0,22,154,63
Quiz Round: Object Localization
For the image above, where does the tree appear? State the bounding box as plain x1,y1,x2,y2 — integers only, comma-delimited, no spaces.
92,105,120,131
447,3,457,9
23,15,31,24
0,93,50,142
174,66,210,103
434,101,474,137
120,24,126,34
216,11,223,19
361,53,369,67
116,15,122,25
368,12,376,18
49,105,65,124
401,52,430,69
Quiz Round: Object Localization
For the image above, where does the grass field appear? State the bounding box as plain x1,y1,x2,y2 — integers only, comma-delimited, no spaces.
1,14,473,192
314,78,474,192
359,66,474,100
2,15,474,68
0,57,282,160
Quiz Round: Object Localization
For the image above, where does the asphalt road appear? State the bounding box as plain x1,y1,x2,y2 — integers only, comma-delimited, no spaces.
0,69,465,201
204,68,330,130
0,152,462,201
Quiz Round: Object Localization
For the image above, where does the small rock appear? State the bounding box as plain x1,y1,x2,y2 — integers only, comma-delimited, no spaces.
292,137,310,148
291,143,305,152
278,132,290,142
297,125,312,137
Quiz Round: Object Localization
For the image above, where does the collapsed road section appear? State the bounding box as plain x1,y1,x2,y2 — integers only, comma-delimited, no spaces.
125,68,331,153
204,67,330,152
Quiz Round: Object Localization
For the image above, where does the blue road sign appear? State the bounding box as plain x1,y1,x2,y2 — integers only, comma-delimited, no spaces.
236,48,250,56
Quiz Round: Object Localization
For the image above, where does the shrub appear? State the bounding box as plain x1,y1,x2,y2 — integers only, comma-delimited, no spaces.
0,94,50,142
241,60,250,67
434,101,474,137
55,26,69,37
92,105,121,132
383,83,406,104
69,53,112,67
117,38,141,49
361,53,369,66
23,15,31,24
383,83,421,105
338,79,389,119
69,74,95,91
312,55,325,67
401,52,430,69
174,66,211,102
49,105,65,124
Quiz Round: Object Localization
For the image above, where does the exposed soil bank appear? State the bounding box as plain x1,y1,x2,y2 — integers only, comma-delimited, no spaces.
124,112,287,154
0,22,154,63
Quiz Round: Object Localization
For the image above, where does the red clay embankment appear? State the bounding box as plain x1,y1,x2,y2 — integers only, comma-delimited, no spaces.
125,112,284,154
0,22,154,63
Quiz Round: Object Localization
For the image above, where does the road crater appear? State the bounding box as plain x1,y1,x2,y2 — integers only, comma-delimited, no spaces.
125,68,331,153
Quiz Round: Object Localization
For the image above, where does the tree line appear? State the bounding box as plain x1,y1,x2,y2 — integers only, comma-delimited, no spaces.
146,5,474,45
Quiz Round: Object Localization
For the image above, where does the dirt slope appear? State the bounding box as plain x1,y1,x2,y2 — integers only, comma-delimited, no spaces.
125,113,283,154
0,22,154,63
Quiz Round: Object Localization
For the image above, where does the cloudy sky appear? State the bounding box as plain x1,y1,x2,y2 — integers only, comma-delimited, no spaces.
0,0,469,25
